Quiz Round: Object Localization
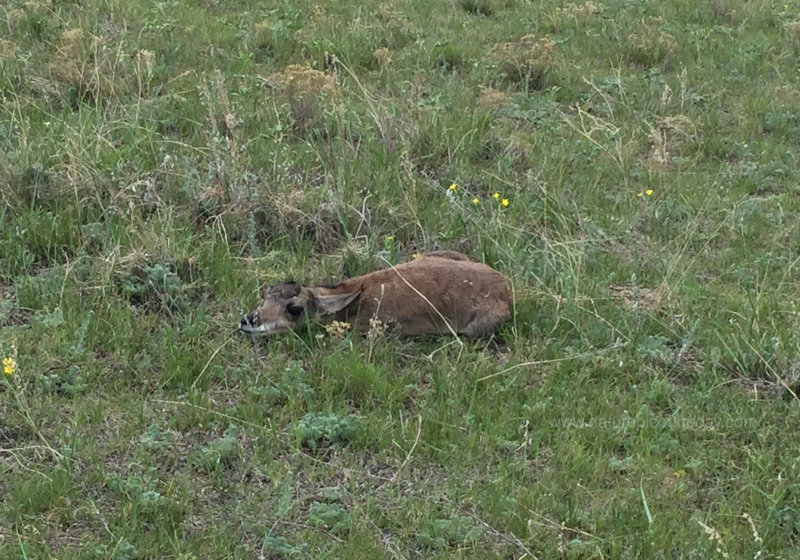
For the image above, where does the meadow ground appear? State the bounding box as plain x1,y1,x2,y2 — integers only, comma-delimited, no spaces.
2,0,800,557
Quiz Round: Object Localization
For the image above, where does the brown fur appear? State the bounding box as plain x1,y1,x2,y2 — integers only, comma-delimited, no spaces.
239,251,511,337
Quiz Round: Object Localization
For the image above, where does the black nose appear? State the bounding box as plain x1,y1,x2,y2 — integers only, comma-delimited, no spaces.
240,312,259,328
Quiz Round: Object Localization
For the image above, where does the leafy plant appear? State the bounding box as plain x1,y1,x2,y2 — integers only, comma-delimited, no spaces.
308,502,351,535
293,413,359,450
195,425,240,471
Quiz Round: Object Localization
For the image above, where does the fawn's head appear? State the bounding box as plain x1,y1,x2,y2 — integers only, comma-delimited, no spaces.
239,281,361,336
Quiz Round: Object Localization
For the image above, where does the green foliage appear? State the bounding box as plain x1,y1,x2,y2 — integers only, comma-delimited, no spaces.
84,540,139,560
119,262,187,312
261,535,309,559
308,502,352,535
194,425,240,471
294,413,359,450
111,540,139,560
36,364,88,396
459,0,496,17
417,515,485,551
139,423,175,450
11,469,73,518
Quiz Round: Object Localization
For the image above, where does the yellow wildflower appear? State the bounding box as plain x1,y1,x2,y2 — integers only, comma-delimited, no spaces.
448,183,458,191
472,197,480,205
3,357,15,376
385,235,394,241
636,192,644,197
412,253,420,259
493,192,500,199
645,189,654,196
501,198,510,207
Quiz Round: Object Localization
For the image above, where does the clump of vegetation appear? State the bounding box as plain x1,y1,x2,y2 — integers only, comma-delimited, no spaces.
293,412,359,450
48,28,86,89
194,425,240,472
0,38,17,59
47,27,135,105
433,41,467,71
459,0,497,17
113,250,200,314
373,46,392,69
85,539,139,560
266,65,340,132
417,515,485,551
784,17,800,44
476,86,509,111
36,364,88,396
490,34,557,89
626,17,678,67
308,502,352,535
376,5,419,49
261,535,309,559
117,260,185,312
551,1,600,29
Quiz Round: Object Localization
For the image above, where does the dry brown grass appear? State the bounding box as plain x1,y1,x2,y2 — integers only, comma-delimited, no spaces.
477,86,509,111
45,27,134,104
0,39,16,59
266,64,340,131
626,18,678,66
784,18,800,40
554,1,600,23
610,284,666,313
373,47,392,69
491,34,557,89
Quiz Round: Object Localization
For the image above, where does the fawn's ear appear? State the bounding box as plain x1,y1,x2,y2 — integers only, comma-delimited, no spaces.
308,287,362,314
263,281,301,299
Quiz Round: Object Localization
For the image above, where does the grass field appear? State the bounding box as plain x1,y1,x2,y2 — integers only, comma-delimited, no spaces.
3,0,800,557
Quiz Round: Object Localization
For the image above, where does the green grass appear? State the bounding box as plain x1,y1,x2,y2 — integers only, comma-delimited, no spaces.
2,0,800,557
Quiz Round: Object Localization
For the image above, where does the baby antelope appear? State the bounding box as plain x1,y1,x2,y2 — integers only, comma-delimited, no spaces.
239,251,511,338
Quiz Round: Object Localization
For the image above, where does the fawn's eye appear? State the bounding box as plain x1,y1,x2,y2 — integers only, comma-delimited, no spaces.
286,304,304,317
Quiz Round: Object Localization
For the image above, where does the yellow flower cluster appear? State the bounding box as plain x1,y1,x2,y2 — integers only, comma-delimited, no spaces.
3,356,15,376
447,183,510,207
637,189,654,198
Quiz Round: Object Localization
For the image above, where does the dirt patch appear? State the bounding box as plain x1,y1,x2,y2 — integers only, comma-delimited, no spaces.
610,284,665,313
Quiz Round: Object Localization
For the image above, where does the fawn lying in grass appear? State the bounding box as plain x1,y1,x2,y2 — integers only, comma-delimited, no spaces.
239,251,511,338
